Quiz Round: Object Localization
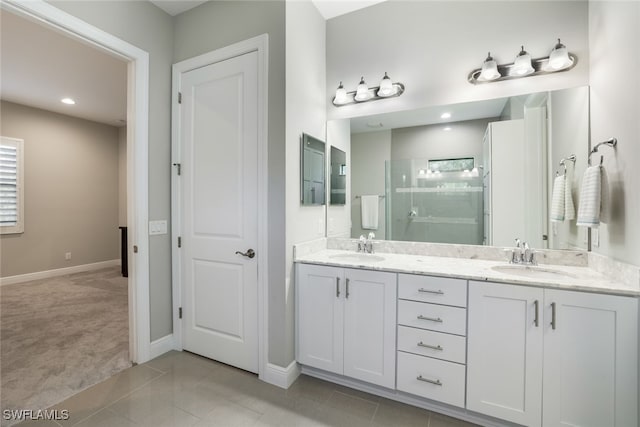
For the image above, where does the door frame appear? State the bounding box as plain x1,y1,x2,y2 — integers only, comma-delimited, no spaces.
171,35,269,378
2,0,151,362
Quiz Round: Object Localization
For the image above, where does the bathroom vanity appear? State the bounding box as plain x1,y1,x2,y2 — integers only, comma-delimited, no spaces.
294,240,639,427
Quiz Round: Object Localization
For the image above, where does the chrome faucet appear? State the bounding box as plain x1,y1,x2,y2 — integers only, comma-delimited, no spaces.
358,233,376,254
509,238,537,265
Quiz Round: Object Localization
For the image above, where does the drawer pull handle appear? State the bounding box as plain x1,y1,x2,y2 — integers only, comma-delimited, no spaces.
417,315,443,323
336,278,340,298
551,302,557,330
417,375,442,386
534,300,539,327
417,341,443,351
418,288,444,295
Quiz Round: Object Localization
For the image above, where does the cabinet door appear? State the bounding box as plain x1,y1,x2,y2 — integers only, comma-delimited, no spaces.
543,290,638,427
296,264,344,374
343,268,397,388
467,281,543,427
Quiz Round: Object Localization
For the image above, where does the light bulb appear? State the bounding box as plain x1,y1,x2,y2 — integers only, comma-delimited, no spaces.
377,72,396,97
513,46,534,76
480,52,501,81
547,39,572,71
333,82,348,105
61,97,76,105
354,77,371,102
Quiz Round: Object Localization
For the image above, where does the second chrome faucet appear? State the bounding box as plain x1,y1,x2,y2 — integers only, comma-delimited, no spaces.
510,238,537,265
358,232,376,254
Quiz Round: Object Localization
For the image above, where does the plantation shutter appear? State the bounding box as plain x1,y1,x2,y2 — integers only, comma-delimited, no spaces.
0,137,24,233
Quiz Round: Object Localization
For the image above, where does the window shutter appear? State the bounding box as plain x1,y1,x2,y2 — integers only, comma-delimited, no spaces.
0,137,24,234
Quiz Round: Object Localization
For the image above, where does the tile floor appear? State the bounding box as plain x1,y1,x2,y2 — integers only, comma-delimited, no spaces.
17,351,479,427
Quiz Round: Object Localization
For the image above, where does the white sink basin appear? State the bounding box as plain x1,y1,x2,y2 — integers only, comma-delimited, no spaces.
491,265,576,280
329,253,386,263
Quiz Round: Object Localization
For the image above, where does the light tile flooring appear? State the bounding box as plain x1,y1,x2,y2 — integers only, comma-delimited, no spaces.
17,351,479,427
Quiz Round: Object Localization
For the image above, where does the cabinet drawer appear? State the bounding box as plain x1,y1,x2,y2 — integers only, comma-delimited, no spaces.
398,326,466,364
397,351,466,408
399,274,467,307
398,300,467,336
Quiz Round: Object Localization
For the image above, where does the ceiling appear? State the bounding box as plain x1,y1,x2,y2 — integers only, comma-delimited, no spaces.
148,0,388,20
149,0,208,16
311,0,388,20
0,11,127,127
349,97,509,134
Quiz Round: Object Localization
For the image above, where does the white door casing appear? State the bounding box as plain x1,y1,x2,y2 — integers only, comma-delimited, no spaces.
172,35,269,377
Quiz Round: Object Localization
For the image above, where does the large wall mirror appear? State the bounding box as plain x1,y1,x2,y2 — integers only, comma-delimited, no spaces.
329,86,589,250
301,133,326,205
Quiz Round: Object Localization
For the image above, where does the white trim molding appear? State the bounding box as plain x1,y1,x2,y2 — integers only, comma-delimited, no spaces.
262,361,302,389
2,0,151,364
0,259,120,286
171,34,270,382
149,334,177,360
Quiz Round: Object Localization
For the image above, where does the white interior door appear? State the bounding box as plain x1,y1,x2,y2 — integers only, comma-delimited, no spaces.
179,51,259,373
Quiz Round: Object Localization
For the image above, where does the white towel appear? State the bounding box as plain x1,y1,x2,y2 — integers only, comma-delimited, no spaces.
550,175,566,222
577,166,602,228
564,162,576,221
360,195,379,230
600,166,611,223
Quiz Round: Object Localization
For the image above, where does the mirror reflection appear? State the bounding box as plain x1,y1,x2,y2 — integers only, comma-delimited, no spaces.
330,146,347,205
301,133,326,205
341,86,589,250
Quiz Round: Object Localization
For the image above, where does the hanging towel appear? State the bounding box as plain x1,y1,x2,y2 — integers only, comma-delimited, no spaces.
577,166,602,228
600,166,611,224
360,195,379,230
550,175,566,222
564,162,576,221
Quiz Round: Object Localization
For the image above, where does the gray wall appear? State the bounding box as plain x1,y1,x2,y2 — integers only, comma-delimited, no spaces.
174,1,288,366
49,0,175,341
391,119,491,163
351,130,390,239
0,101,119,277
589,1,640,266
285,0,327,367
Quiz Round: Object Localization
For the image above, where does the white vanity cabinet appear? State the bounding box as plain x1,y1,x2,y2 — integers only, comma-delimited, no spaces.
467,281,639,427
396,274,468,408
296,263,397,388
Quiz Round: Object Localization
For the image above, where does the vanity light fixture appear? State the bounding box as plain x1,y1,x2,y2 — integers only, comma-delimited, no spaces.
546,39,572,71
479,52,501,81
513,46,535,76
468,39,577,84
332,73,405,107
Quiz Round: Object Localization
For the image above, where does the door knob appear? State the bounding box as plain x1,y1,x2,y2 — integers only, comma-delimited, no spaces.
235,249,255,259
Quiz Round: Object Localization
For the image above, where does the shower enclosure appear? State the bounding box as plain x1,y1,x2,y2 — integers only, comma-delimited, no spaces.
385,158,484,245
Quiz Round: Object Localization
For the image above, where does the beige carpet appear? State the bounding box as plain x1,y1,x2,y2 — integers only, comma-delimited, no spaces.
0,267,131,425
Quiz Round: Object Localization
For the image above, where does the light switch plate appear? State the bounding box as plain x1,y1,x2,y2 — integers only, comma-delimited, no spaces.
149,220,168,235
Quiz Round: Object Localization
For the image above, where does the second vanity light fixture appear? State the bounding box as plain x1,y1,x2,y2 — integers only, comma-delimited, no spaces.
333,72,405,107
468,39,576,84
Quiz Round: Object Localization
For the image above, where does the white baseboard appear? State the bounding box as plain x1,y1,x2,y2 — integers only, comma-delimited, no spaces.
0,259,121,286
260,360,301,389
149,334,176,360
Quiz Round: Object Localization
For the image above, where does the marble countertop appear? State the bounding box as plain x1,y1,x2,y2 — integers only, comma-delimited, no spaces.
295,249,640,297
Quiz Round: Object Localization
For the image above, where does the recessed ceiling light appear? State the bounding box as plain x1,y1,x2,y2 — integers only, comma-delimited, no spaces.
440,112,451,119
443,127,452,131
61,98,76,105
